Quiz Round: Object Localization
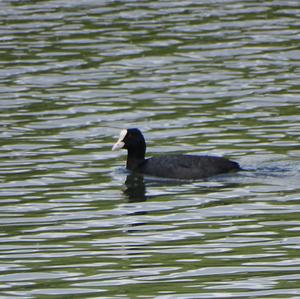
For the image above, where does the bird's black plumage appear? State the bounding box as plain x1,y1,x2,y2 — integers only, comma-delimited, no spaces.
112,128,240,180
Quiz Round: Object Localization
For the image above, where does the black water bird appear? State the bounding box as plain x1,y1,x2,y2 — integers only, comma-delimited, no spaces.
112,128,240,180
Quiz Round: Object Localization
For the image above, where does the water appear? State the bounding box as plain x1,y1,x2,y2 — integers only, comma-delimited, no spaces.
1,0,300,298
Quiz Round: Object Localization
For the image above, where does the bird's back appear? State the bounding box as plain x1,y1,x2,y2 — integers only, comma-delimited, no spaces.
139,154,240,179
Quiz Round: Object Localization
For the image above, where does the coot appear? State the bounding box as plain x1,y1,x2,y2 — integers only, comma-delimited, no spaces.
112,128,240,180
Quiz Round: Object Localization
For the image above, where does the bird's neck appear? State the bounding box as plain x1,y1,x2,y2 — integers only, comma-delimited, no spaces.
126,148,145,170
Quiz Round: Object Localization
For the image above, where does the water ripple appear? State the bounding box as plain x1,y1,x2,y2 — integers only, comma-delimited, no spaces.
1,0,300,298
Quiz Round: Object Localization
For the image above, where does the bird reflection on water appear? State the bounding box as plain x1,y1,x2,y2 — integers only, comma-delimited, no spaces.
122,172,243,203
123,173,147,202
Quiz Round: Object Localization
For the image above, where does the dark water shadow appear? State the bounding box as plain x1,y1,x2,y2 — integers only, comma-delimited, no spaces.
122,171,244,203
123,173,148,203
